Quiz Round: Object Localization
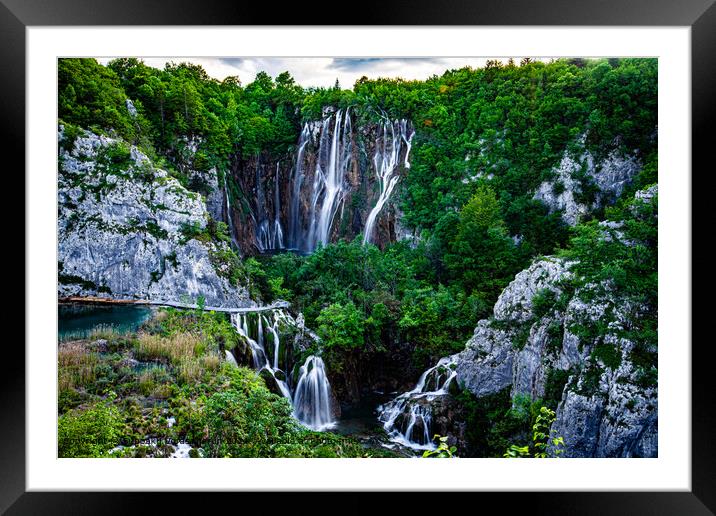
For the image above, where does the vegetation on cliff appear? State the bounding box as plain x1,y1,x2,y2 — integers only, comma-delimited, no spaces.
57,57,658,457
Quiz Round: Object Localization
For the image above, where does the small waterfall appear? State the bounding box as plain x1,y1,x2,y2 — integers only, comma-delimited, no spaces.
255,163,285,252
229,309,335,430
273,164,285,249
224,350,238,367
223,176,241,252
293,356,336,431
363,118,415,245
377,355,458,450
232,312,270,370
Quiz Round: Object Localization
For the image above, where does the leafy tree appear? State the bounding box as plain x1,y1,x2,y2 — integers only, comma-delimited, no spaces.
316,302,365,351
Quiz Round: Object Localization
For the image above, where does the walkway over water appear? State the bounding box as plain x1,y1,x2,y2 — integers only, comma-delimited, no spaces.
59,296,290,314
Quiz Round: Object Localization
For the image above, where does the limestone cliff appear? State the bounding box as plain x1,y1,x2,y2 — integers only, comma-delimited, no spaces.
57,126,252,308
534,137,642,225
450,186,658,457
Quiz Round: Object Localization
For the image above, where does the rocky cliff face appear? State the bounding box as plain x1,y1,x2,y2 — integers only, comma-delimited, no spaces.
534,138,642,225
57,126,252,308
449,187,658,457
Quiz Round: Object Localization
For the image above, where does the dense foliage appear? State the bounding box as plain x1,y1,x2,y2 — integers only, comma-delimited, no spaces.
58,57,657,456
57,309,398,458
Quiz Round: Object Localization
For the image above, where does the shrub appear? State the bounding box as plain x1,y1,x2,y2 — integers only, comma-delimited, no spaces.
531,288,558,319
58,397,125,457
201,367,297,457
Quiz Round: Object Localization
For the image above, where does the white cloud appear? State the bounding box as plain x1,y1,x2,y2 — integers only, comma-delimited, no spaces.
95,57,554,88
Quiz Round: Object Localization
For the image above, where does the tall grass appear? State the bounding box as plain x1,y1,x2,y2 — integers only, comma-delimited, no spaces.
134,332,220,385
58,342,99,390
134,333,201,363
88,325,123,340
59,324,130,343
178,355,221,384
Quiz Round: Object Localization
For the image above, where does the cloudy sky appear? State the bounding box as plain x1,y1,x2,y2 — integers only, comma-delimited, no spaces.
97,57,551,88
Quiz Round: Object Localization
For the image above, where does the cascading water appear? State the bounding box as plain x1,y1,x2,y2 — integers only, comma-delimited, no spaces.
288,123,311,249
223,176,241,252
377,355,458,450
292,356,336,431
363,118,415,245
230,110,415,254
255,163,286,252
224,349,238,367
272,164,285,249
228,309,336,430
303,108,353,252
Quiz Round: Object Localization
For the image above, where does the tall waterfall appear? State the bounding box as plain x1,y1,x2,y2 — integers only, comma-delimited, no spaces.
305,108,353,252
228,309,336,430
363,119,415,245
273,110,352,253
288,123,311,249
377,355,458,450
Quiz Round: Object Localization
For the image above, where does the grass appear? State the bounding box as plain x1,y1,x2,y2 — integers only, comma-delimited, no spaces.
134,331,221,385
177,355,221,384
134,332,201,363
60,323,130,343
58,341,99,391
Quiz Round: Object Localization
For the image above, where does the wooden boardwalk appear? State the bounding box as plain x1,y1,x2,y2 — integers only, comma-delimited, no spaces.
58,296,290,313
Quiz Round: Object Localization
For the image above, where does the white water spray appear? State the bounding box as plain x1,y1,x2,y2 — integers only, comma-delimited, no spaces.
363,118,414,245
293,355,336,431
230,309,335,430
378,355,458,450
305,109,353,252
288,123,311,249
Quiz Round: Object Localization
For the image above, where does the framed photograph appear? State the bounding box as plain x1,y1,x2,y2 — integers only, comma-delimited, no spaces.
8,0,714,512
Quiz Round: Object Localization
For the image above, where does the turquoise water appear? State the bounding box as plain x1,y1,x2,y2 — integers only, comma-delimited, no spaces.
58,303,152,340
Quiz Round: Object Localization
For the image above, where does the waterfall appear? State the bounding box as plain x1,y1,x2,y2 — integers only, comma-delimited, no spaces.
363,118,414,245
288,124,311,249
229,309,335,431
255,163,285,252
304,108,352,252
232,312,270,370
377,355,458,450
224,349,239,367
273,164,285,249
293,356,336,431
223,176,241,252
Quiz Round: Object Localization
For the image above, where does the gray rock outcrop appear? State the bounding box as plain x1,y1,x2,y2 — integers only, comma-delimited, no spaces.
450,187,658,457
58,126,251,308
534,138,641,225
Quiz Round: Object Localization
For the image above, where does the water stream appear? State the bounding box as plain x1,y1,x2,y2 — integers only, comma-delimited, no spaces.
377,355,458,450
229,308,336,430
363,118,415,245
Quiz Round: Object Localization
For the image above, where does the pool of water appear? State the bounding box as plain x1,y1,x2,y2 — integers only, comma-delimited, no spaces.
58,303,152,340
331,391,419,456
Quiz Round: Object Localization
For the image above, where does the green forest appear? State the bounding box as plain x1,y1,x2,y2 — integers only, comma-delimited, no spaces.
57,57,658,458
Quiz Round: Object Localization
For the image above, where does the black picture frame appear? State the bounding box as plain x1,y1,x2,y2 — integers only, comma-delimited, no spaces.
5,0,714,513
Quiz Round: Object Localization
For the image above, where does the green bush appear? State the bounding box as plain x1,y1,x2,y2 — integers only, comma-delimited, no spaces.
58,396,125,457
